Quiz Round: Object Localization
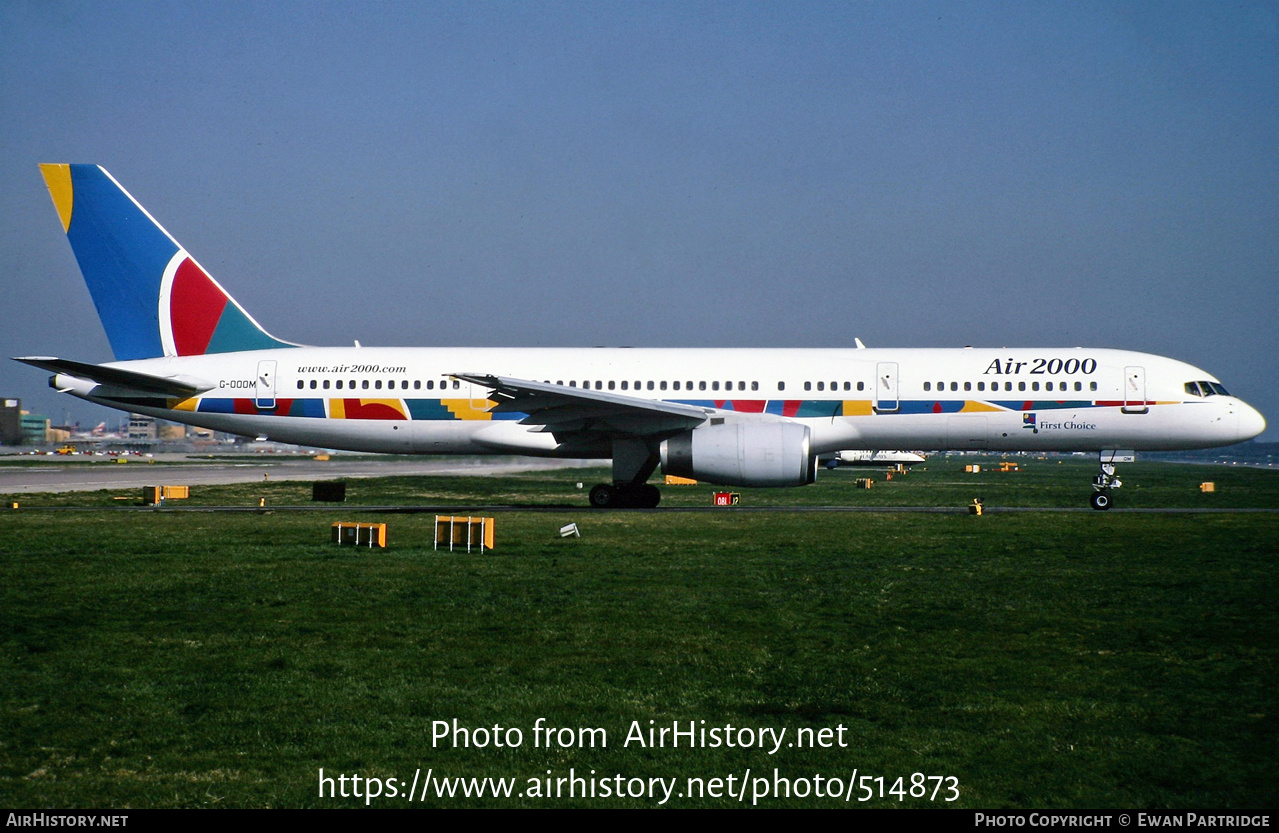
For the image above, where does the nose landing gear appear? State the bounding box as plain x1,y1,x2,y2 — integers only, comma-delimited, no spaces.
1090,450,1134,510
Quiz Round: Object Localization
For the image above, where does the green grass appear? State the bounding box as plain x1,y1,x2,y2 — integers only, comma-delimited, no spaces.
1,460,1276,807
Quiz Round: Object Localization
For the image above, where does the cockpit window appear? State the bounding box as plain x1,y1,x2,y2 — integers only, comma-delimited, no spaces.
1185,380,1231,397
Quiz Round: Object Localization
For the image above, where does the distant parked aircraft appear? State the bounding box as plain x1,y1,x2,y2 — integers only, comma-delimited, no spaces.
824,450,927,469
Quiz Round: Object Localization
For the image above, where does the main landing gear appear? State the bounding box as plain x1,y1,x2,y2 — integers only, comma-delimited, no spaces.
589,438,662,509
589,482,661,508
1090,450,1133,510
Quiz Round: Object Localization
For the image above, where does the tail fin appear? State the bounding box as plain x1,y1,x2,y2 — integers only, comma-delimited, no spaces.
39,164,297,361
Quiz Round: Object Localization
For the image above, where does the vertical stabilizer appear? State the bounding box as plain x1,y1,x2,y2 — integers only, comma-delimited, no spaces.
39,164,297,360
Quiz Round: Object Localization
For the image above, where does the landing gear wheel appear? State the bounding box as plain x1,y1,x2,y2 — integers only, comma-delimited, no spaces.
639,484,661,508
589,483,661,508
589,484,616,508
1090,491,1112,511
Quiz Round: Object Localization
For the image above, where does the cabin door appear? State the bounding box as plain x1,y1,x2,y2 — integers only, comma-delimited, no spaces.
875,362,899,412
468,381,494,415
1122,366,1148,414
255,360,277,410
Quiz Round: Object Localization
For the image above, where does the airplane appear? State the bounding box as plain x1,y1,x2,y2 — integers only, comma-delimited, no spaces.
823,450,927,469
15,164,1267,510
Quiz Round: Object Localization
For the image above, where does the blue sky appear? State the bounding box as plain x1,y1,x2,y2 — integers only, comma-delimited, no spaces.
2,1,1276,438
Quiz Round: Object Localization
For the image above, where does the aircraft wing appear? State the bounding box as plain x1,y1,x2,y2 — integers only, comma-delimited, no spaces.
451,372,710,438
13,356,214,397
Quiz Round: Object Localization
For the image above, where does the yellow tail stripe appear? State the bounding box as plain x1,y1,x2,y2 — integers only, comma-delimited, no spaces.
40,164,74,233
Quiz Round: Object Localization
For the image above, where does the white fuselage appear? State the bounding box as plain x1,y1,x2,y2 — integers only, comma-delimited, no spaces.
56,346,1265,457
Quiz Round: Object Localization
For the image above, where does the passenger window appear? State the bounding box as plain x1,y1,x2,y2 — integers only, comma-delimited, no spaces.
857,381,864,391
950,382,958,392
699,381,706,391
964,382,971,392
712,381,720,391
297,380,304,390
660,381,667,391
414,380,421,390
805,382,812,391
648,381,655,391
310,380,317,389
1019,382,1026,392
1032,382,1039,391
336,380,343,390
977,382,985,391
778,382,785,392
673,381,680,391
1090,382,1097,392
1074,381,1081,392
608,381,615,390
924,382,931,392
595,381,602,390
751,381,758,391
375,380,382,390
817,382,824,391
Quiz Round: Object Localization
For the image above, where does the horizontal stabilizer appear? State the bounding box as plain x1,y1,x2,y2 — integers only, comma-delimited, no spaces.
13,356,214,397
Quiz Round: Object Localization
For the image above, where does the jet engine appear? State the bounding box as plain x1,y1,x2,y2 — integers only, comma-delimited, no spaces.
660,422,816,487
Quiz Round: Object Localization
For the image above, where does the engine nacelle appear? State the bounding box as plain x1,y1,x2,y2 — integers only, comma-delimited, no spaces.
660,422,816,487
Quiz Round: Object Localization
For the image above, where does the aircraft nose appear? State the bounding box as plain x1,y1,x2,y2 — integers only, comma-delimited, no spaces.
1237,402,1267,442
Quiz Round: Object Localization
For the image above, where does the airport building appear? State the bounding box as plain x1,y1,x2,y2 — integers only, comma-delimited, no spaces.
20,413,51,445
1,399,21,446
127,414,157,440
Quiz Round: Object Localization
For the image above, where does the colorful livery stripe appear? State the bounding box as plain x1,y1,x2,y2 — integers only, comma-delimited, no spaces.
155,397,1149,422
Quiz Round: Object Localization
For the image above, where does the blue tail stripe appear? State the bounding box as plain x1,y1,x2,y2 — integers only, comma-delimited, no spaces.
64,166,174,361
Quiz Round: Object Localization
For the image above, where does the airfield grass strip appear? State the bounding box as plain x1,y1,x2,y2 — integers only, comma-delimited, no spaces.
1,461,1276,807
